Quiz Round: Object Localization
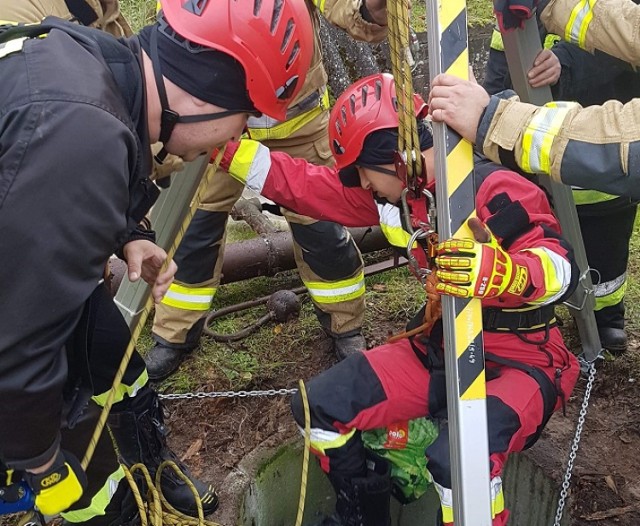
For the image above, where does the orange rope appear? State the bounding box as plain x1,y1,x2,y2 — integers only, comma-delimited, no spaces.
386,271,442,343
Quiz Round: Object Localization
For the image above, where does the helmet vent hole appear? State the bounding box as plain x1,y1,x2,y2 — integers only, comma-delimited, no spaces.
332,139,345,155
271,0,284,33
392,96,399,112
183,0,207,16
341,106,347,126
349,94,356,115
281,18,293,53
285,39,299,69
361,85,368,107
375,79,382,99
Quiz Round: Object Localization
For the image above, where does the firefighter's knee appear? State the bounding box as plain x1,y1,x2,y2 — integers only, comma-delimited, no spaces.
289,221,361,280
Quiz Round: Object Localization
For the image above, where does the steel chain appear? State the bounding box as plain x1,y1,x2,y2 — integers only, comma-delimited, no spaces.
553,359,597,526
158,388,298,400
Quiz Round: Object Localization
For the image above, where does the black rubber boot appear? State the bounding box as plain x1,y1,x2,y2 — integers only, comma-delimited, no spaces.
599,326,628,353
322,461,392,526
144,342,192,381
108,387,219,517
333,333,367,361
146,320,205,381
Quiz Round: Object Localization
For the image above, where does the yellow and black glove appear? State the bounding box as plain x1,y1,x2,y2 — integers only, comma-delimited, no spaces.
435,218,529,299
23,450,87,516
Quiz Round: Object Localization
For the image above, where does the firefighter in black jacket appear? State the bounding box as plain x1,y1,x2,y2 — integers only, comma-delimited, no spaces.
484,26,639,353
0,0,312,523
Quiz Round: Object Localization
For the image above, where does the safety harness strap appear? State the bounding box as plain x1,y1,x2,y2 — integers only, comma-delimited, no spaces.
482,305,556,333
64,0,100,27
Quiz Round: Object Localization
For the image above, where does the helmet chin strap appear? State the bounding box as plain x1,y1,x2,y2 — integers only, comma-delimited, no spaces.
148,26,249,164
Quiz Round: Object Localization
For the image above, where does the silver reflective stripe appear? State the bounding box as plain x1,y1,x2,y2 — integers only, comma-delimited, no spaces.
247,86,326,129
593,272,626,297
0,36,26,59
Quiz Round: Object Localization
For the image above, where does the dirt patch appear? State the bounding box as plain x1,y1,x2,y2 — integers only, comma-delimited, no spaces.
160,317,640,526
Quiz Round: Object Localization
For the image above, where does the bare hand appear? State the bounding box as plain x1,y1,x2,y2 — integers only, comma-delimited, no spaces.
528,49,561,88
428,74,490,144
122,239,177,303
364,0,388,25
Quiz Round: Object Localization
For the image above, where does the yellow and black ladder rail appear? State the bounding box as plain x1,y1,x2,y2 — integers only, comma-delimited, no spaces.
425,0,493,523
500,19,601,364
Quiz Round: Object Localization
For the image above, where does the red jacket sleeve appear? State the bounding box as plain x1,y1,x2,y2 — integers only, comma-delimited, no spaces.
476,170,578,308
222,141,381,227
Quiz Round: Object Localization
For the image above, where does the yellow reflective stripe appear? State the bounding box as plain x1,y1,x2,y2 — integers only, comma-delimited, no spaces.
435,477,504,524
227,140,271,194
543,33,562,50
571,188,618,205
377,202,415,249
434,482,454,523
594,274,627,309
310,0,327,14
227,139,261,184
305,427,357,455
92,369,148,407
491,476,505,518
62,465,126,523
521,103,576,173
248,90,329,141
524,247,572,304
161,283,216,311
564,0,597,49
305,271,366,304
490,29,504,52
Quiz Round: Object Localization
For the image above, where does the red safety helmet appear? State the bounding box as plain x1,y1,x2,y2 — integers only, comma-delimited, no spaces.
159,0,314,120
329,73,428,170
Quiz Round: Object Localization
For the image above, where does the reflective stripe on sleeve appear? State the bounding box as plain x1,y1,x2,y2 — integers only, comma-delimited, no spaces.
564,0,598,49
521,102,577,174
227,141,271,193
523,247,572,305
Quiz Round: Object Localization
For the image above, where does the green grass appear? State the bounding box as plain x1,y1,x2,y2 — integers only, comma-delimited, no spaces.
410,0,494,32
120,0,156,31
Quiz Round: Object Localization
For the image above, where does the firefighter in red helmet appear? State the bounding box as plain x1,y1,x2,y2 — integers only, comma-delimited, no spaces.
220,73,580,525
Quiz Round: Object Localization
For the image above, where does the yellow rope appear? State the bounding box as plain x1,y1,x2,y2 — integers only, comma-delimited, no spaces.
387,0,423,184
78,151,226,525
294,379,311,526
122,460,222,526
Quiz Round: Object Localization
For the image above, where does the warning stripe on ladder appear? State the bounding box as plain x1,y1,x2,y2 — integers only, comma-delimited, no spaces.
438,0,486,402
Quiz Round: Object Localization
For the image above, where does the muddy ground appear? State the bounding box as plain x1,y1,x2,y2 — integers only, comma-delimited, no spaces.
161,313,640,526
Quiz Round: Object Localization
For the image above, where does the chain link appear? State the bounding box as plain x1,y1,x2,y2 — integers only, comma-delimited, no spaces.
158,388,298,400
553,360,597,526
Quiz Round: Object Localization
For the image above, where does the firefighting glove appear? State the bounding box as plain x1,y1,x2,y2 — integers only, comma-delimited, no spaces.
434,218,528,299
493,0,538,32
23,450,87,516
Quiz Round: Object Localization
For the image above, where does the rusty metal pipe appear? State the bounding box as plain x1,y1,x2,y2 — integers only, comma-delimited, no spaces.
220,226,389,284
